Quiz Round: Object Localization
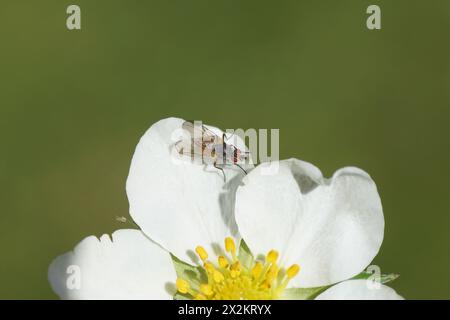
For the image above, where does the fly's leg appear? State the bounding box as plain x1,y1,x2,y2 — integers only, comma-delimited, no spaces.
221,133,228,166
214,161,226,182
222,132,250,167
235,164,247,175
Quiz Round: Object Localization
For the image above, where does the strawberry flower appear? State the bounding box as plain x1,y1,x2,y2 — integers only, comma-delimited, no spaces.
48,118,403,300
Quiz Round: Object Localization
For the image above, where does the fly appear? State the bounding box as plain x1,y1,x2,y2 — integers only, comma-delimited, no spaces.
175,121,250,181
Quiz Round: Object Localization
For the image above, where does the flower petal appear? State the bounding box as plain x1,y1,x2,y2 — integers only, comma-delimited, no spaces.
315,280,404,300
235,159,384,287
48,229,175,299
126,118,250,263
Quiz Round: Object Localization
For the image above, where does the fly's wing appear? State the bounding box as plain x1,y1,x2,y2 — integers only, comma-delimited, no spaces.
175,138,209,165
178,121,223,165
175,138,203,157
182,121,219,144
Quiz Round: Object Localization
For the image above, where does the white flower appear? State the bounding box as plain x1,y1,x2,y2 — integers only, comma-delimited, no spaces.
48,117,403,300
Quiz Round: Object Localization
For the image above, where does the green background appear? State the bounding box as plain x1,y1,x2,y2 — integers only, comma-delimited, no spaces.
1,1,449,299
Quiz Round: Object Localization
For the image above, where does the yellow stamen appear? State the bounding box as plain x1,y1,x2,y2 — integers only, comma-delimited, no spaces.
230,261,241,278
266,250,279,263
286,264,300,279
251,262,263,279
173,238,301,300
218,255,229,268
265,264,279,282
277,265,301,294
225,237,236,257
204,262,215,274
195,246,208,261
176,278,189,294
230,261,241,271
213,270,224,283
200,284,213,296
260,280,271,289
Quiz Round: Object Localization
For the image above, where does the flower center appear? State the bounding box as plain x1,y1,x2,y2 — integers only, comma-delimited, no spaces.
175,237,300,300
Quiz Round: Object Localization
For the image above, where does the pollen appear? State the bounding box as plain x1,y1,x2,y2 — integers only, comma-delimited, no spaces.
176,278,190,294
195,246,208,261
225,237,236,257
218,255,229,268
213,270,225,283
286,264,300,279
204,262,214,274
200,284,213,296
251,262,263,279
175,238,301,300
266,250,279,263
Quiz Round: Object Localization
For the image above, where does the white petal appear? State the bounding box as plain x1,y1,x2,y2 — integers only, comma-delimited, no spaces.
235,159,384,287
315,280,404,300
126,118,250,263
48,229,175,299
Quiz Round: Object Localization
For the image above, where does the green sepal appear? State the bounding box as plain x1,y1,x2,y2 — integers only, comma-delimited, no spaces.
173,292,192,300
352,270,400,284
170,253,208,283
237,238,254,269
282,286,330,300
170,253,208,299
282,269,399,300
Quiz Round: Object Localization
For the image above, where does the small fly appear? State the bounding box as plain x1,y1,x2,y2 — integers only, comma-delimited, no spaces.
175,121,250,181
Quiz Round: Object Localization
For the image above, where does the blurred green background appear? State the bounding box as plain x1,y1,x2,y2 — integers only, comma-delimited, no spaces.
1,0,449,299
